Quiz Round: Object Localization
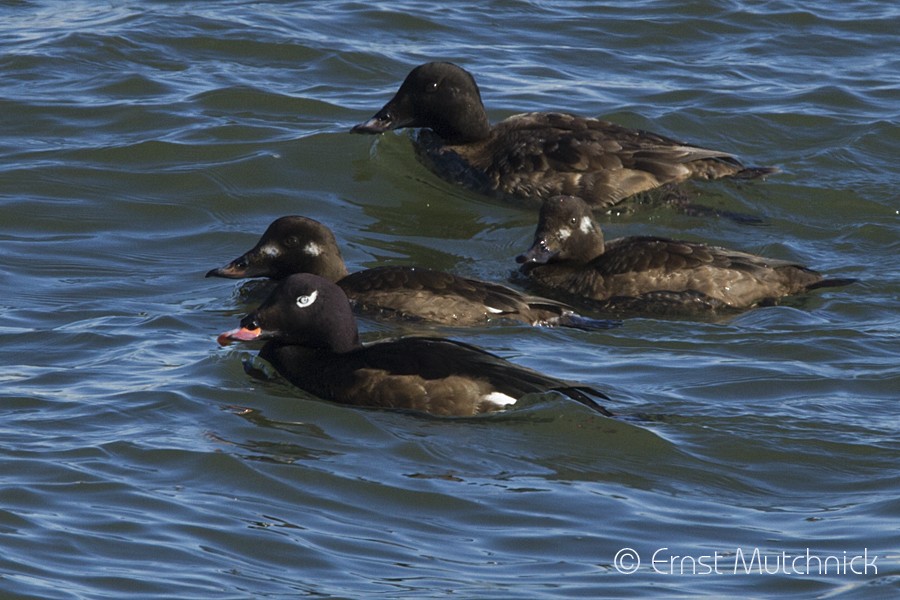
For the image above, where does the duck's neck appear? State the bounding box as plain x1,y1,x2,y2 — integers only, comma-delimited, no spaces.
321,257,350,282
435,103,491,144
327,323,361,354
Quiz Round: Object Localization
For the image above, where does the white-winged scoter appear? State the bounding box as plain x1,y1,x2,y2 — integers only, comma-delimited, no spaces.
206,215,617,329
516,195,854,314
217,273,613,417
351,62,777,209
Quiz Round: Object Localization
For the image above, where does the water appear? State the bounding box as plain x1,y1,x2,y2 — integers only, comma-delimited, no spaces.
1,1,898,597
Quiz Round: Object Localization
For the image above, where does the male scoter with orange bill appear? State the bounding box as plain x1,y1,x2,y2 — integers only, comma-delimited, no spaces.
217,273,613,418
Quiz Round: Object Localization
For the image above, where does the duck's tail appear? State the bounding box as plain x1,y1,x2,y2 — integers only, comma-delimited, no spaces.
733,165,781,179
558,386,615,417
549,312,623,331
806,277,858,292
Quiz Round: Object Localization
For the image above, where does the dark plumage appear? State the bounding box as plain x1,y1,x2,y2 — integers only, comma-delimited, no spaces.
516,195,854,313
217,273,613,417
351,62,777,209
206,215,617,329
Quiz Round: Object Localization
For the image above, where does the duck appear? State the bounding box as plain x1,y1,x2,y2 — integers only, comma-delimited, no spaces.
516,195,854,313
206,215,617,329
217,273,613,417
351,61,776,210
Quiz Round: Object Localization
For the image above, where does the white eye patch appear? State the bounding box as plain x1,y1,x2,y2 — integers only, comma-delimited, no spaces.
303,242,322,257
260,244,280,257
557,227,572,241
579,216,593,234
295,290,318,308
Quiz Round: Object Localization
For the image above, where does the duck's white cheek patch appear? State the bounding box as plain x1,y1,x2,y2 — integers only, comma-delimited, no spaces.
260,244,280,257
295,290,319,308
303,242,322,257
557,227,572,241
482,391,517,408
579,216,593,234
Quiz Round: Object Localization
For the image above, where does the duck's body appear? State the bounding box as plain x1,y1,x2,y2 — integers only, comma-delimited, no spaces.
517,196,852,313
257,337,604,416
207,216,615,329
338,264,588,326
352,62,776,209
218,274,612,417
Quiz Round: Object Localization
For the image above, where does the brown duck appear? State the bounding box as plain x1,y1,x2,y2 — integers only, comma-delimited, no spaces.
517,195,854,314
352,62,776,209
207,215,617,329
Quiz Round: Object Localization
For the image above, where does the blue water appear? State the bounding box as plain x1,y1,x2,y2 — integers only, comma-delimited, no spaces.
1,1,898,598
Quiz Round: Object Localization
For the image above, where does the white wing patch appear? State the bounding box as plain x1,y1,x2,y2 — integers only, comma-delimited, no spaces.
304,242,323,257
482,391,517,408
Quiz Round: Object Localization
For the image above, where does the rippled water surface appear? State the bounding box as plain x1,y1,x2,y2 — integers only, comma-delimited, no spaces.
2,1,898,598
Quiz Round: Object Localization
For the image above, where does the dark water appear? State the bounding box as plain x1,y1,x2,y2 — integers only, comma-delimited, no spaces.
2,1,898,598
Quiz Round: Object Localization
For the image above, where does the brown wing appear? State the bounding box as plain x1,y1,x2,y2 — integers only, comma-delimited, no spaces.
476,113,748,207
339,265,576,325
594,237,729,276
263,338,612,417
595,237,823,307
527,236,825,308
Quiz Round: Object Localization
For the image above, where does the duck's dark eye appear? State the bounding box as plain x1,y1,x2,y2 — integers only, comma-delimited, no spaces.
235,258,248,269
425,80,439,93
283,236,300,248
295,290,319,309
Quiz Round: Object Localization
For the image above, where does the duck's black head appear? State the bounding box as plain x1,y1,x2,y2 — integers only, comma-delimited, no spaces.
218,273,361,353
351,62,491,144
206,216,349,281
517,195,606,266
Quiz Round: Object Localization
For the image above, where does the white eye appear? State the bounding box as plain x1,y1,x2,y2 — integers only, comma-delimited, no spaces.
295,290,318,308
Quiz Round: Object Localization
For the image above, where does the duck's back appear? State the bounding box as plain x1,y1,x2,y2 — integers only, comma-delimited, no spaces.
261,337,610,417
530,236,825,309
422,112,762,209
338,265,576,326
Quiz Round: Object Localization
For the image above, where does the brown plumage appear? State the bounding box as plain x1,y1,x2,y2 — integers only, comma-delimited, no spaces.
517,196,854,314
351,62,777,209
206,216,617,329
